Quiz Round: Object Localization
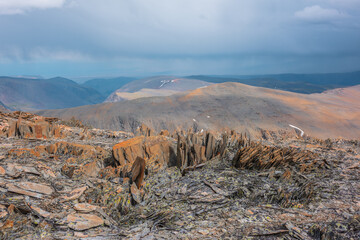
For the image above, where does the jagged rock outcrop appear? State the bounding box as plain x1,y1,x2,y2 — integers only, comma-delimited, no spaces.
232,143,319,171
112,136,176,176
0,111,63,139
176,131,236,170
130,157,145,189
135,124,154,137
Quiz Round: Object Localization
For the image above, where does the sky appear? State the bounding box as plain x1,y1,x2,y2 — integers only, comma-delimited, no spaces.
0,0,359,79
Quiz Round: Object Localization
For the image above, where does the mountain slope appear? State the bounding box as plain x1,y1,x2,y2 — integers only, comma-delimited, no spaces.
37,82,360,139
106,76,211,102
82,77,136,97
0,76,105,111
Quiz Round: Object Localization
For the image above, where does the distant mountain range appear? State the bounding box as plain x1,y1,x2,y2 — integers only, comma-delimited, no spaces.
1,71,360,111
37,82,360,140
0,76,105,111
186,71,360,94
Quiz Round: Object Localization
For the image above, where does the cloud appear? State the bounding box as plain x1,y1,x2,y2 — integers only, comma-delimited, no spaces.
29,48,90,61
0,47,90,62
0,0,67,15
0,1,359,76
295,5,347,23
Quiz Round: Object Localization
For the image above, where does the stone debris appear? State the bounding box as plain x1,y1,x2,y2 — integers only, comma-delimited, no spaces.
0,112,359,239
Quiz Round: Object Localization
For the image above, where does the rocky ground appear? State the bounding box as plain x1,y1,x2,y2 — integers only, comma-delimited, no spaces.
0,111,359,239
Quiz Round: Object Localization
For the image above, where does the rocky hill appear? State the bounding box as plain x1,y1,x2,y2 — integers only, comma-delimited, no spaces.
0,76,105,111
38,82,360,140
105,76,211,102
0,112,359,239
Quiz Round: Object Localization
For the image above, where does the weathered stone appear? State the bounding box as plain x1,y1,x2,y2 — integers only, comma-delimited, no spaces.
0,166,5,176
131,183,142,204
232,143,318,171
74,203,98,213
135,124,154,137
46,141,106,159
13,181,53,195
66,213,104,231
0,111,64,139
61,186,88,202
159,129,170,136
6,184,44,199
112,136,176,172
131,156,145,189
29,205,52,218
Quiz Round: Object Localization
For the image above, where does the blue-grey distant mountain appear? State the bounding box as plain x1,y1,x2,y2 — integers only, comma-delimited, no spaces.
186,71,360,94
0,76,105,111
82,77,137,97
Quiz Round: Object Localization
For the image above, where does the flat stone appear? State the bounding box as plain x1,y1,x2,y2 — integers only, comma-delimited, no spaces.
8,164,40,175
6,183,44,199
61,186,88,202
0,205,7,219
66,213,104,231
15,181,53,195
0,166,5,176
74,203,98,213
30,205,52,218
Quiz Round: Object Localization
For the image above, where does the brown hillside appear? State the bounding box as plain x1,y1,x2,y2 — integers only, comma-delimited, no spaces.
37,82,360,139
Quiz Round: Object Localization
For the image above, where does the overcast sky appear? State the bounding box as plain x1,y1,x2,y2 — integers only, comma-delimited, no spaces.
0,0,359,78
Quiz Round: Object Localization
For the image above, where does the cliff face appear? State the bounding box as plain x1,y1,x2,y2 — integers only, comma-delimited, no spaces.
38,82,360,140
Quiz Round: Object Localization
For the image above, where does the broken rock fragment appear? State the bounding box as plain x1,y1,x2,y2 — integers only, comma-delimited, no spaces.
74,203,98,213
66,213,104,231
60,186,88,202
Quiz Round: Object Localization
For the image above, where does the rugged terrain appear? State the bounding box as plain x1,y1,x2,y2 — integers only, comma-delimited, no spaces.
0,111,359,239
38,82,360,140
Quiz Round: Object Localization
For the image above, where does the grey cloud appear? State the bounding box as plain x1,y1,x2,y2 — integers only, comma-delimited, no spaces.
295,5,347,23
0,0,359,77
0,0,67,15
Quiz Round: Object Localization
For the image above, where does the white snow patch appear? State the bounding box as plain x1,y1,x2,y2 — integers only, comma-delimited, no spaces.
289,124,304,137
